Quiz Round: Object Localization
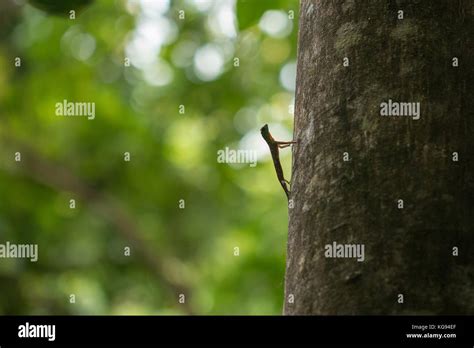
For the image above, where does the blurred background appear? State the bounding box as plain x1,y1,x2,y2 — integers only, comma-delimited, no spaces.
0,0,298,314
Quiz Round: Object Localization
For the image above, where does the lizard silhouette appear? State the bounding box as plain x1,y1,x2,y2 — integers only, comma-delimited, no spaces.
260,124,297,200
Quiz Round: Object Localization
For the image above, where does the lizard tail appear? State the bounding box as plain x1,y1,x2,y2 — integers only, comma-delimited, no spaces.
280,181,290,199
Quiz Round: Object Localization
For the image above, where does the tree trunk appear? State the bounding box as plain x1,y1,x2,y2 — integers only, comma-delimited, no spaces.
284,0,473,315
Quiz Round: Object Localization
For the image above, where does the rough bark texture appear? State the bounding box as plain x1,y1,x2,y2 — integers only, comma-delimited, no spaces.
285,0,474,315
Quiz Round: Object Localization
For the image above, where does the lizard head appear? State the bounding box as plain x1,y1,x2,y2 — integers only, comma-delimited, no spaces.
260,124,273,142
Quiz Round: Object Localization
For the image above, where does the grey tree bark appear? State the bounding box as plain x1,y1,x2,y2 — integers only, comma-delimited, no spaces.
284,0,474,315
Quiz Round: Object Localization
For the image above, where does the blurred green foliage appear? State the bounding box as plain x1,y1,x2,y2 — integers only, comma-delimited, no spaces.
0,0,298,315
28,0,94,16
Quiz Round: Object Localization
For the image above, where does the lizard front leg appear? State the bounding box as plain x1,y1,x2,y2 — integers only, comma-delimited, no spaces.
276,141,298,149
